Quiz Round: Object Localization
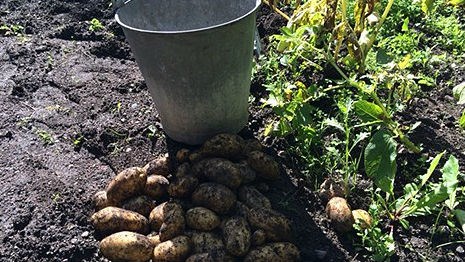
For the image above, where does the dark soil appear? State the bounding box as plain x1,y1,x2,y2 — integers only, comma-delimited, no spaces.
0,1,464,261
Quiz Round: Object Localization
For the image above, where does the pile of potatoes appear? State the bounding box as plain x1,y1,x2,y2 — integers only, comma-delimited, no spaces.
90,134,301,262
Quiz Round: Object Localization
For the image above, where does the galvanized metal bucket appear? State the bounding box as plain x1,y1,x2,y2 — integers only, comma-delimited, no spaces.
115,0,261,145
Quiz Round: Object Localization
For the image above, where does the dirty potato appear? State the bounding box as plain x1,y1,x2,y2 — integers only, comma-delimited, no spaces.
100,231,154,262
186,253,215,262
247,151,280,180
106,167,147,204
352,209,372,229
122,195,156,217
90,207,149,234
192,158,242,189
235,160,257,184
200,133,244,160
186,207,220,231
188,150,204,163
144,175,169,199
147,232,161,247
143,155,170,176
234,201,250,218
168,176,198,198
238,185,272,210
318,178,346,202
247,207,291,241
251,229,267,246
325,197,354,233
149,201,185,241
191,183,237,215
93,190,115,211
242,138,263,155
175,162,192,178
186,251,234,262
176,148,191,163
190,231,224,253
153,235,192,262
222,217,251,257
244,242,300,262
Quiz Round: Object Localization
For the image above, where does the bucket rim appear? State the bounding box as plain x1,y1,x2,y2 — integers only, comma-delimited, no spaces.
115,0,261,34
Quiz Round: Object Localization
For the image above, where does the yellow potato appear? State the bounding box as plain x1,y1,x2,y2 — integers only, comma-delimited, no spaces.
352,209,372,229
200,133,244,160
244,242,300,262
144,175,169,199
186,207,220,231
90,207,149,235
222,217,251,257
122,195,156,218
190,231,224,253
247,207,291,241
325,197,354,233
100,231,154,262
93,190,115,211
192,158,242,189
147,232,162,247
149,202,186,241
143,155,170,176
186,251,234,262
106,167,147,204
247,151,280,180
238,185,271,210
191,183,237,215
168,175,198,198
153,235,192,262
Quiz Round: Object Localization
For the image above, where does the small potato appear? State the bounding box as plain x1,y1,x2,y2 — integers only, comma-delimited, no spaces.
153,235,192,262
190,231,224,253
326,197,354,233
251,229,267,246
147,232,161,247
200,133,244,160
352,209,372,229
238,186,272,210
144,175,169,199
188,151,204,163
168,176,198,198
235,161,257,184
319,178,346,202
93,191,115,211
244,242,300,262
175,162,192,178
143,155,170,176
148,202,185,241
122,195,156,217
106,167,147,204
242,138,263,154
100,231,154,262
186,251,234,262
247,151,280,180
192,158,242,189
186,207,220,231
222,217,251,257
90,207,149,235
191,183,237,215
176,148,191,163
247,207,291,241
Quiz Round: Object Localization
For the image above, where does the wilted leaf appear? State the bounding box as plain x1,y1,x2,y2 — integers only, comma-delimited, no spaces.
364,130,397,194
354,100,384,122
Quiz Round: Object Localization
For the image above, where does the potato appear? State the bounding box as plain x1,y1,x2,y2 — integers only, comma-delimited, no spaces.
147,232,161,247
106,167,147,204
222,217,251,257
192,158,242,189
122,195,156,217
238,185,272,210
144,175,169,199
175,162,191,178
234,201,250,218
325,197,354,233
190,231,224,253
100,231,154,262
244,242,300,262
319,178,346,202
90,207,149,234
153,235,192,261
256,182,269,193
200,133,244,160
186,253,215,262
247,207,291,241
247,151,280,180
186,251,234,262
186,207,220,231
352,209,372,229
188,151,204,163
143,155,170,176
251,229,266,246
242,138,263,154
149,202,185,241
176,148,191,163
191,183,237,215
168,176,198,198
235,161,257,184
93,190,115,211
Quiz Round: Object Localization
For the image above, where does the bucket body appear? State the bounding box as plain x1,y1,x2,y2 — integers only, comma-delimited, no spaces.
116,0,261,144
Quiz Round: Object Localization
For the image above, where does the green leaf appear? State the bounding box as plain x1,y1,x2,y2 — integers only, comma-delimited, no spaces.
354,100,384,123
454,209,465,233
421,0,435,15
442,155,459,209
323,118,344,133
376,48,392,65
450,0,465,6
419,152,444,187
364,130,397,194
452,82,465,104
402,18,409,32
459,109,465,129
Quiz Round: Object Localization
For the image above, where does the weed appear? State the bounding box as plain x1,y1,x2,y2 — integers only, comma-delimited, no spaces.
0,24,24,36
88,18,104,32
36,130,54,145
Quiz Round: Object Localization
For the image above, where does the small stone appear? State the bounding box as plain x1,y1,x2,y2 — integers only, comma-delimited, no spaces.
81,231,89,238
456,246,464,254
70,238,78,245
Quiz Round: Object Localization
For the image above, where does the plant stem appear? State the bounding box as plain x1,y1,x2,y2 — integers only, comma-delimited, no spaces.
262,0,290,20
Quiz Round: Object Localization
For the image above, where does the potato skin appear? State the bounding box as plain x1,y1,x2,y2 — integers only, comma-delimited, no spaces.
175,163,192,178
192,158,242,189
168,176,198,198
186,207,220,231
90,207,149,234
251,229,267,246
186,251,234,262
149,202,186,241
222,217,251,257
235,161,256,184
238,186,271,210
153,235,192,262
247,207,291,241
176,148,191,163
242,138,263,155
143,155,170,176
244,242,300,262
122,195,156,217
106,167,147,204
191,183,237,215
93,190,114,211
100,231,154,262
190,231,224,253
144,175,169,199
326,197,354,233
247,151,280,180
186,253,215,262
200,133,244,160
147,232,161,247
